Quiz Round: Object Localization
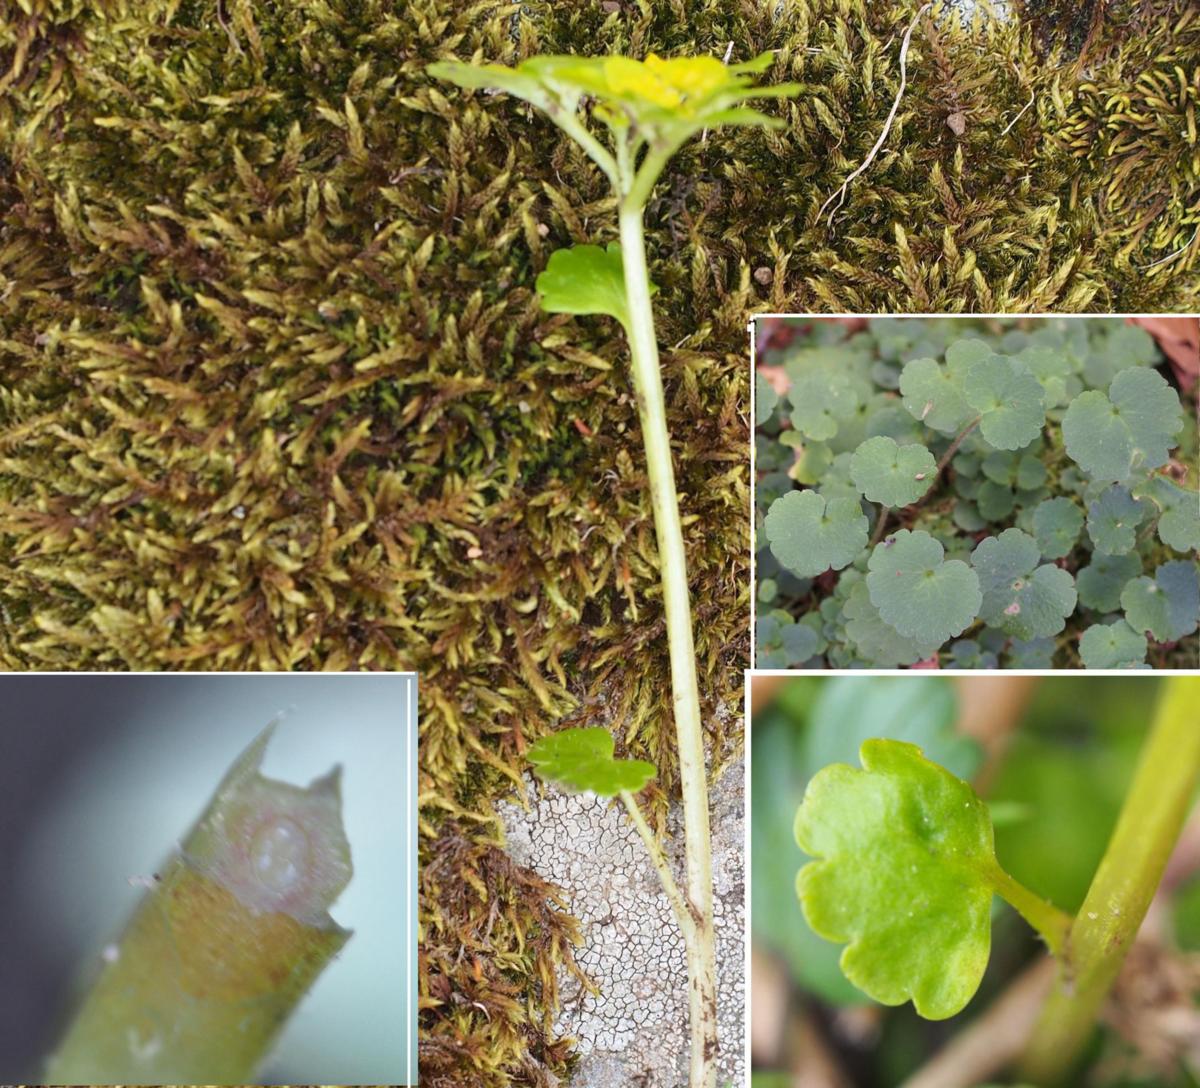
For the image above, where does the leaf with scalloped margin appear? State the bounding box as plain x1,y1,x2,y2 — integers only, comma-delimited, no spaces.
536,243,651,331
789,370,865,441
849,436,937,507
1086,485,1145,555
972,528,1077,640
527,727,656,795
795,739,998,1019
757,613,820,668
1079,621,1148,669
1031,497,1083,560
1076,552,1143,613
764,490,868,579
1014,344,1073,407
866,530,981,644
963,355,1046,451
1005,637,1056,669
1062,368,1183,482
1144,478,1200,554
899,358,974,434
842,580,942,667
1121,561,1200,643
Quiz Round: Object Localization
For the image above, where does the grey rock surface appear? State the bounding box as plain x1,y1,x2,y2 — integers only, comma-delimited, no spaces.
499,762,745,1088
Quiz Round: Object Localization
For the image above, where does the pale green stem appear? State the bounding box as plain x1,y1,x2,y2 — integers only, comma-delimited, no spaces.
620,791,695,942
617,138,717,1088
1021,677,1200,1084
989,864,1072,957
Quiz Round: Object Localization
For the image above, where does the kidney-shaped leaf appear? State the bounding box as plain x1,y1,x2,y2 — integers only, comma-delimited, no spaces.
536,243,649,331
1121,560,1200,643
1079,620,1149,669
764,489,869,579
972,529,1077,640
527,727,656,795
1062,368,1183,482
1086,485,1145,555
1031,497,1083,560
899,357,974,435
849,436,937,507
795,739,997,1019
963,355,1046,451
866,530,982,644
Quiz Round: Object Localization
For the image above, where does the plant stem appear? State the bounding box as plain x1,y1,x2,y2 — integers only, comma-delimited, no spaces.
1020,677,1200,1084
868,505,892,548
620,791,695,941
935,415,982,479
988,864,1072,956
618,193,717,1088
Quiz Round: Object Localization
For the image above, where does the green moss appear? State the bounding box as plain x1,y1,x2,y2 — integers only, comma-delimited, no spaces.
1,0,1196,1081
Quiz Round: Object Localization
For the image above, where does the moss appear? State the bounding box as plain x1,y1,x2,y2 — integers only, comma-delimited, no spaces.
0,0,1196,1082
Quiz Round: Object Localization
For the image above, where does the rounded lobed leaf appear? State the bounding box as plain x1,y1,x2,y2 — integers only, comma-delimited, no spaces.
757,613,820,668
972,529,1077,640
1121,561,1200,643
1031,497,1083,560
842,580,942,667
526,727,656,795
963,355,1046,451
795,739,997,1020
1086,485,1144,555
789,370,862,441
866,530,982,644
1147,478,1200,554
1076,552,1143,613
764,489,869,579
1062,367,1183,481
1079,620,1148,669
755,371,780,427
899,357,974,435
849,436,937,507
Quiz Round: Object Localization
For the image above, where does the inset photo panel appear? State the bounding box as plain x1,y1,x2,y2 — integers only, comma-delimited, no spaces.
752,316,1200,670
749,672,1200,1088
0,673,417,1087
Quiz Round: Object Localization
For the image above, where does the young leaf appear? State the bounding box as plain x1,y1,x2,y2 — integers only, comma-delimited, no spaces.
764,490,869,579
1031,497,1084,560
866,530,982,644
526,726,656,795
794,739,998,1020
1086,485,1145,555
899,357,974,434
972,529,1077,640
757,612,820,668
1120,561,1200,643
788,370,862,441
962,355,1046,451
1079,620,1149,669
1076,552,1143,613
1062,367,1183,481
535,243,650,332
849,436,937,507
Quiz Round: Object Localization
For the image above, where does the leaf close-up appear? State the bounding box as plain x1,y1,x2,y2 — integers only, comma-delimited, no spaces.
526,726,656,796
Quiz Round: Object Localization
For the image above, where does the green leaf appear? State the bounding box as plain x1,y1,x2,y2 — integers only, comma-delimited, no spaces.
842,580,942,667
1062,367,1183,481
849,436,937,507
1076,552,1143,613
1079,620,1148,669
757,612,820,668
972,529,1077,640
1015,344,1073,407
1086,485,1145,555
1121,561,1200,643
795,739,998,1019
1146,478,1200,554
976,480,1016,522
899,357,974,434
1030,497,1083,560
788,370,863,441
866,530,982,644
1016,454,1047,490
963,355,1046,451
526,727,656,795
755,371,779,427
1005,637,1056,669
535,243,649,331
764,489,869,579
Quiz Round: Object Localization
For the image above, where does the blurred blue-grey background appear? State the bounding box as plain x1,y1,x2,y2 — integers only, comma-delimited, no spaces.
0,674,417,1085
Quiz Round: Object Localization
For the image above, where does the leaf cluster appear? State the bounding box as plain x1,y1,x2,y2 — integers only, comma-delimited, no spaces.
757,318,1199,669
